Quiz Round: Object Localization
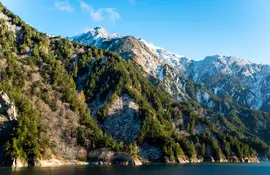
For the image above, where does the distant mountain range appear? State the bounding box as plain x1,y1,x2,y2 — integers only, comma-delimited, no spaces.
70,27,270,113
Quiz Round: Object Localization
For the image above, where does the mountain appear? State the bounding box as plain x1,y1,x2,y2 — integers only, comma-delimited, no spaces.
177,55,270,112
69,27,122,48
70,27,270,146
70,28,270,113
0,3,270,167
70,26,270,156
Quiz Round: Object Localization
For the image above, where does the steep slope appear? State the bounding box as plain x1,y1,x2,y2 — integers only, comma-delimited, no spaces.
70,28,163,78
70,28,270,113
0,3,270,167
65,48,269,162
0,91,17,164
70,27,270,146
0,4,117,166
178,55,270,112
69,32,270,161
162,64,270,145
138,39,270,112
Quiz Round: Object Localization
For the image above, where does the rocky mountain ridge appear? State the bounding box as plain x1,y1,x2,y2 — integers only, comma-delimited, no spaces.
70,26,270,151
70,27,270,112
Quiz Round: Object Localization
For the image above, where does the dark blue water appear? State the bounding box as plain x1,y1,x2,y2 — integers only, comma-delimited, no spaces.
0,162,270,175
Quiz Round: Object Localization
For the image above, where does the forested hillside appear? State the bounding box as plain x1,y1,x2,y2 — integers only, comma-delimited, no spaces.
70,27,270,145
0,3,269,167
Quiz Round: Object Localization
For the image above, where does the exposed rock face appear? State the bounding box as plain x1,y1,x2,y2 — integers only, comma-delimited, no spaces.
177,157,190,164
215,158,229,163
244,157,260,163
103,94,141,143
204,156,216,162
0,91,17,141
88,148,115,163
190,158,204,163
176,157,203,164
11,159,28,168
0,12,22,39
0,91,17,166
9,157,88,168
35,157,88,167
102,36,162,77
228,156,240,163
88,148,142,166
138,143,163,162
0,91,17,121
242,157,259,163
227,156,259,163
113,153,142,165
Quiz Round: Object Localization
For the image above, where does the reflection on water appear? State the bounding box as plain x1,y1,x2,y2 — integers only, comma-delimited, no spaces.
0,162,270,175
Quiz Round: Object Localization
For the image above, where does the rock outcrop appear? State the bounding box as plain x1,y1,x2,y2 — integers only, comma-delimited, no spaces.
35,158,88,167
177,157,190,164
0,91,17,166
88,148,142,166
11,159,28,168
0,91,17,121
242,157,259,163
103,94,141,143
227,156,259,163
138,143,163,162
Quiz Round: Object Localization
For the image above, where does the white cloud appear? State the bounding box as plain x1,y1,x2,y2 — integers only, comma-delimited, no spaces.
0,0,15,6
54,1,75,12
129,0,136,5
80,1,120,22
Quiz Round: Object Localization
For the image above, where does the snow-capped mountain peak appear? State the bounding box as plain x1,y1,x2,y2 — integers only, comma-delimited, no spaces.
69,26,270,112
89,26,110,38
203,55,253,66
138,38,164,51
88,26,121,40
138,38,190,71
69,26,121,47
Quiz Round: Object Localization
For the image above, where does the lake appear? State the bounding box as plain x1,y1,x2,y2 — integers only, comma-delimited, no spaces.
0,162,270,175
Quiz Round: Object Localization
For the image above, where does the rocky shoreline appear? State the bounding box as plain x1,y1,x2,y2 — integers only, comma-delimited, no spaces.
9,155,261,168
170,156,260,164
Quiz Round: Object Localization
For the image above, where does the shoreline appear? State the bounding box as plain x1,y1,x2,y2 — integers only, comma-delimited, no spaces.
2,161,268,169
5,157,264,168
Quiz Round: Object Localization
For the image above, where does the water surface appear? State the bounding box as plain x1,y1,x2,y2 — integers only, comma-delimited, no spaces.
0,162,270,175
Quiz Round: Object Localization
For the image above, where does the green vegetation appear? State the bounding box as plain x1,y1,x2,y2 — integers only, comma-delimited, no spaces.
0,2,269,164
0,2,117,163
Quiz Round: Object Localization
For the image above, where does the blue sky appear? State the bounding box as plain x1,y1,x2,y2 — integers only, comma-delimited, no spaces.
1,0,270,64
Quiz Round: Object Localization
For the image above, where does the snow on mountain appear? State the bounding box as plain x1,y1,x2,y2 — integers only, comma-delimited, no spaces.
180,55,270,111
69,27,122,47
138,38,191,74
69,27,270,112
